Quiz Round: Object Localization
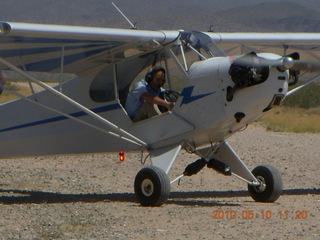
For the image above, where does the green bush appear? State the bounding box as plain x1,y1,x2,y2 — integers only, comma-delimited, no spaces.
283,82,320,108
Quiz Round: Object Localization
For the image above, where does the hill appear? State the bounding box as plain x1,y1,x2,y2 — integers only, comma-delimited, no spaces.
0,0,319,32
214,1,320,32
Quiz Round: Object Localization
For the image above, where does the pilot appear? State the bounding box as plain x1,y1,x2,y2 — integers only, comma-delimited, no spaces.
125,66,175,122
0,71,6,95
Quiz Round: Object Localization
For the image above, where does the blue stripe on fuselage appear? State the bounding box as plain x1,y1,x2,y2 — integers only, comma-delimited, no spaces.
0,103,122,133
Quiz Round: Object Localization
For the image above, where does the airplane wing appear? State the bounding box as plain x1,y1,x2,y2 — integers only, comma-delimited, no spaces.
207,32,320,60
0,22,179,74
1,21,320,74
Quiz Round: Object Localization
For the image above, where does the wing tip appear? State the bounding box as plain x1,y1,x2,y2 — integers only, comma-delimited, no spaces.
0,22,11,35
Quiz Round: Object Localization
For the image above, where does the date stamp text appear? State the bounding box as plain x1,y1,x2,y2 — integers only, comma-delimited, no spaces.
211,210,308,220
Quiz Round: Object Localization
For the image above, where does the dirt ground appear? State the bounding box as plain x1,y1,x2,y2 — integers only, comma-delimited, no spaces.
0,125,319,239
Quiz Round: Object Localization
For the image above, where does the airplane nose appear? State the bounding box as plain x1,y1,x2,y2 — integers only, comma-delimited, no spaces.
228,52,270,90
282,57,294,69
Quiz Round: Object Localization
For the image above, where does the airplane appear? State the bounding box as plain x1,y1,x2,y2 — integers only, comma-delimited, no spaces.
0,18,319,206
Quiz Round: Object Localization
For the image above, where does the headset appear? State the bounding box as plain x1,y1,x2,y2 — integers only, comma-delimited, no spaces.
145,66,166,84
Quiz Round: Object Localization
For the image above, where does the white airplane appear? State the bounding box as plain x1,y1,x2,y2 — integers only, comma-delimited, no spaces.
0,20,319,206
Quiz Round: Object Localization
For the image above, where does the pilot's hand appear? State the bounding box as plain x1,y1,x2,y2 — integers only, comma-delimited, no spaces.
166,101,175,110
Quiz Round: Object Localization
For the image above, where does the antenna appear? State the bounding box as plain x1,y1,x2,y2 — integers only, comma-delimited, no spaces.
112,2,137,29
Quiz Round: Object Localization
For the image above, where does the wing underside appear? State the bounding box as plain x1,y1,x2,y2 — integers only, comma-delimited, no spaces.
1,22,320,73
208,32,320,61
0,22,179,74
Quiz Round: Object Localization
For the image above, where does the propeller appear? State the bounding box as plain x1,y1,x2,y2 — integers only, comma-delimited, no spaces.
231,51,320,87
232,52,293,69
233,51,320,72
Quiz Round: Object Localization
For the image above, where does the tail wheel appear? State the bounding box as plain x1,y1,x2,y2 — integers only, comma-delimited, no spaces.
134,166,170,206
248,164,283,202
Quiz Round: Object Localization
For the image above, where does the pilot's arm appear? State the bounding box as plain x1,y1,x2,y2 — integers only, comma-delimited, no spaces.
141,92,175,110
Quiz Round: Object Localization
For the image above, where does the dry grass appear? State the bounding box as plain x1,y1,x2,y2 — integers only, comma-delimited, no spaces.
260,106,320,133
0,86,31,104
0,82,58,104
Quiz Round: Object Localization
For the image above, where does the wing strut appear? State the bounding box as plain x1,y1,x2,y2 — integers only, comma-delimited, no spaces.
167,48,189,79
286,73,320,97
0,57,148,148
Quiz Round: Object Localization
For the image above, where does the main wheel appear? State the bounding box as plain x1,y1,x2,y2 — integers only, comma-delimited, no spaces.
134,166,170,206
248,164,283,202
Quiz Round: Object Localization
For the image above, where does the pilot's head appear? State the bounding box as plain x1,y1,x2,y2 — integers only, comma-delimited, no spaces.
145,66,166,90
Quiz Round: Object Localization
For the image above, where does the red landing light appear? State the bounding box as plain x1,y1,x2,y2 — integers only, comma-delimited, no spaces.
119,151,125,162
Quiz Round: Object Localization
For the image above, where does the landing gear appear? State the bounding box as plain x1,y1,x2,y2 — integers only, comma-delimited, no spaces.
134,166,170,206
248,164,283,202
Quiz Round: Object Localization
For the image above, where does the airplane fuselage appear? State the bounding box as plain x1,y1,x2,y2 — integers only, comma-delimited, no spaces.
0,53,288,157
157,53,289,148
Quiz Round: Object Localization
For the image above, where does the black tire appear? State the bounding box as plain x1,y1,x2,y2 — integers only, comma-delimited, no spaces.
134,166,170,206
248,164,283,202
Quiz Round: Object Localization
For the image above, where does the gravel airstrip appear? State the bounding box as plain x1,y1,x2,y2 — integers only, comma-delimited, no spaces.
0,124,319,239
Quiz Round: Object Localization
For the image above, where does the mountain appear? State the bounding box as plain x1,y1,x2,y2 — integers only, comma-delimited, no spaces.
213,2,320,32
0,0,319,32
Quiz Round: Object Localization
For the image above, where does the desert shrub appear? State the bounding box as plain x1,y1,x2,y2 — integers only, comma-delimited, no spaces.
283,82,320,108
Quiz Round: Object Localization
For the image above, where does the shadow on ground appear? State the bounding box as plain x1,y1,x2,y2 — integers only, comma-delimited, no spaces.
0,188,318,206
